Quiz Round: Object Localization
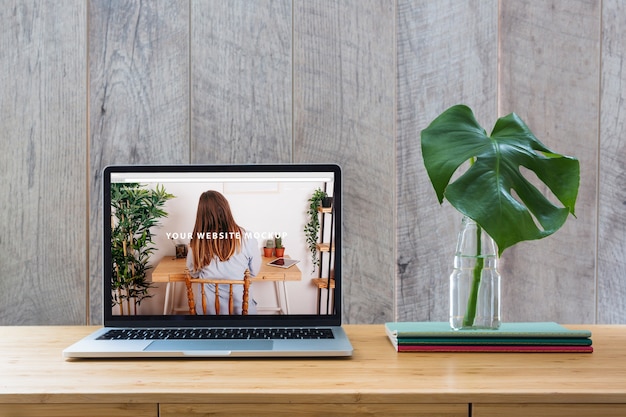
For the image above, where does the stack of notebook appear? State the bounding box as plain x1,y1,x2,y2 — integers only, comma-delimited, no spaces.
385,322,593,353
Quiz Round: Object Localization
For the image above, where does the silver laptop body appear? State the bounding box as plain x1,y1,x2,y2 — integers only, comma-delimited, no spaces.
64,164,352,358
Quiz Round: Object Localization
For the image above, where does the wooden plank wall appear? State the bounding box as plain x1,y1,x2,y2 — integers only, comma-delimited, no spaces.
0,1,87,324
1,1,624,325
598,0,626,323
88,0,190,324
396,0,498,322
497,0,600,323
190,0,293,164
293,0,396,322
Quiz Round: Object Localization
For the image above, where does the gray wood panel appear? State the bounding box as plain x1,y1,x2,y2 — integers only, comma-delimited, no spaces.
88,0,190,324
498,0,600,323
293,0,396,323
190,0,292,164
0,1,87,324
2,0,625,326
598,0,626,323
396,0,498,322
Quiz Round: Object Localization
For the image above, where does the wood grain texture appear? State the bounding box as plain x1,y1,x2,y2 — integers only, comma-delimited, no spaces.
190,0,292,164
2,1,625,326
88,0,190,323
473,404,626,417
396,0,498,322
597,0,626,323
0,1,87,324
293,0,396,323
0,404,156,417
498,0,600,324
160,403,467,417
4,325,626,405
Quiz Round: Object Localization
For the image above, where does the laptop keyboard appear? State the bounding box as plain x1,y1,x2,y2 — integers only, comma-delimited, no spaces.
97,328,335,341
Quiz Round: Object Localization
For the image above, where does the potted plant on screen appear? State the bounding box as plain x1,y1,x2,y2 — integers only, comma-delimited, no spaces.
263,239,275,258
304,188,328,272
274,235,285,258
110,183,174,315
420,104,580,330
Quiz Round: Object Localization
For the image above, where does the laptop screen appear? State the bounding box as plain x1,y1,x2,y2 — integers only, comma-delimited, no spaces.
103,164,341,328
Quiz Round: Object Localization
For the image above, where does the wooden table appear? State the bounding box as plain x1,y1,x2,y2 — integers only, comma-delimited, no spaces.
152,256,302,314
2,325,626,416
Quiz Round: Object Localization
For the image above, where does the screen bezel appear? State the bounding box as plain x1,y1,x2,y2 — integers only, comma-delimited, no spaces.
102,164,342,328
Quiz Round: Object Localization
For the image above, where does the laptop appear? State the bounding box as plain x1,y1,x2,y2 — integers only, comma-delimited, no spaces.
63,164,353,358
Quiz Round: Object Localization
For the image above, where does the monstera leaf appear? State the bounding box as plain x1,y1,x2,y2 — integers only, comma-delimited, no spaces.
421,104,579,256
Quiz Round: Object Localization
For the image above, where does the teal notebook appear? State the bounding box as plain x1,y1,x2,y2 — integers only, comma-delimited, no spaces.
385,322,592,339
396,337,593,346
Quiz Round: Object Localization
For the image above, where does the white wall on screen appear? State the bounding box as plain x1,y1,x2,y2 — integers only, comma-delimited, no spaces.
121,180,333,315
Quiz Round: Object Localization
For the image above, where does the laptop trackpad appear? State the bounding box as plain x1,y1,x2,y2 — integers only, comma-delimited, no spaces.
145,340,274,352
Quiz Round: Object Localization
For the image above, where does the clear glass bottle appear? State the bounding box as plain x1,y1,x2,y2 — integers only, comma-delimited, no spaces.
450,216,501,330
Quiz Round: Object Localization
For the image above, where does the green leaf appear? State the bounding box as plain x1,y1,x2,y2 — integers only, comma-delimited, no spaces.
421,104,579,256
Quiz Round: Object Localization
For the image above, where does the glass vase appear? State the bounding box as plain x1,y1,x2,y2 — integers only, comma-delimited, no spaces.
450,216,501,330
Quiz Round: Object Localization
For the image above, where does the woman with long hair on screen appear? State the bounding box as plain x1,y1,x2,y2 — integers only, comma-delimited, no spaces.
186,190,260,314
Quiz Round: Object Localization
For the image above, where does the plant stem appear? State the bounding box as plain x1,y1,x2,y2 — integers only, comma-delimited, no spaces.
463,223,483,327
118,288,124,316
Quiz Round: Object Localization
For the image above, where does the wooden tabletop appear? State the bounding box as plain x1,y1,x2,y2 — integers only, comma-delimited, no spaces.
151,256,302,283
1,325,626,405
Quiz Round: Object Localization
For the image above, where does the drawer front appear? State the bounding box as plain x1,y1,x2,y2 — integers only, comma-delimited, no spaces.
161,403,468,417
473,404,626,417
0,403,156,417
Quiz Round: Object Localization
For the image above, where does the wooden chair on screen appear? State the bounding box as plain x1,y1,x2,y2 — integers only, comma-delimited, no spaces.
184,269,251,315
